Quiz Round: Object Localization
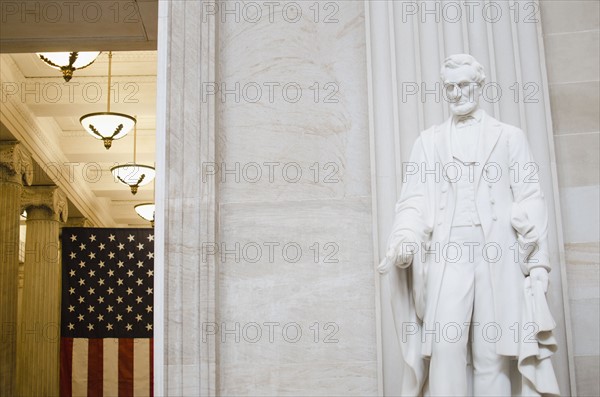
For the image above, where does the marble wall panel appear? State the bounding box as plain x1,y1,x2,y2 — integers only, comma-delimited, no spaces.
565,242,600,383
559,185,600,245
540,0,599,34
574,355,600,397
541,1,600,394
569,297,600,356
549,83,600,135
217,199,377,394
554,133,600,187
215,1,370,203
215,1,377,395
566,247,600,301
544,30,599,84
219,361,378,396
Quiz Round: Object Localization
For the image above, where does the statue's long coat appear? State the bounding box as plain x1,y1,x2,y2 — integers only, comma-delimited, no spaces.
386,111,550,394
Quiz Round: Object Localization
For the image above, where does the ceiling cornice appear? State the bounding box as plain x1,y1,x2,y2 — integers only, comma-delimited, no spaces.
0,39,157,54
20,75,158,83
0,1,158,54
88,51,158,62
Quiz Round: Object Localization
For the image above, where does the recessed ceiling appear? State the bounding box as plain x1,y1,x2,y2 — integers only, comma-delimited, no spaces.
0,0,158,53
0,1,158,227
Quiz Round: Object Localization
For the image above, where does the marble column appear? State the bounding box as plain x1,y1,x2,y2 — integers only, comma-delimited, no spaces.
156,0,378,394
0,142,32,397
16,186,67,397
155,1,218,395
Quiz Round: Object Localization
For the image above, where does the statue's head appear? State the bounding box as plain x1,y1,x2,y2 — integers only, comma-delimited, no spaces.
440,54,486,117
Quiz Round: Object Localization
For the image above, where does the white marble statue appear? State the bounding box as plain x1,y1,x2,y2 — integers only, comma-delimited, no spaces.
378,54,560,396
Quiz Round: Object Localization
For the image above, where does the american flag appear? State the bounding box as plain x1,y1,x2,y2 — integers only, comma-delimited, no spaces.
60,228,154,397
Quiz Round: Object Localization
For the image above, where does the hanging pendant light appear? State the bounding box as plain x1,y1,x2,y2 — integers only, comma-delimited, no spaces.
134,173,155,227
110,116,155,195
80,52,135,149
37,51,100,81
135,203,155,227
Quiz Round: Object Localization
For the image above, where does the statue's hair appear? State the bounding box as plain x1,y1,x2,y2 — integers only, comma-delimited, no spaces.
440,54,486,84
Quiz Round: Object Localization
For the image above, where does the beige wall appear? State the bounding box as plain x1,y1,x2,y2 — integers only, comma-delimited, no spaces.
541,1,600,395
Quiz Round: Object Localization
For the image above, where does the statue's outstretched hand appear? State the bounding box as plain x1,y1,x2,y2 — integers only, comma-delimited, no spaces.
377,239,415,274
377,257,393,274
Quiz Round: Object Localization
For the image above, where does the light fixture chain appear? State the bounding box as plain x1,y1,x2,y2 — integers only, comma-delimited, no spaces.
134,115,137,163
107,51,112,113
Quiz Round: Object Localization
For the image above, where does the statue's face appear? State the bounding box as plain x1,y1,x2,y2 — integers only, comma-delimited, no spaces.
443,65,481,116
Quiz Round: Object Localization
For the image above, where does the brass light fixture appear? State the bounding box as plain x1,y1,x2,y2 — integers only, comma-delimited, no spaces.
134,174,155,227
134,203,155,227
80,52,136,149
110,117,155,195
37,51,100,81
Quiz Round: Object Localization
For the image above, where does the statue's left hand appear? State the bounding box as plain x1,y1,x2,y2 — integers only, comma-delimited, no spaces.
530,267,549,293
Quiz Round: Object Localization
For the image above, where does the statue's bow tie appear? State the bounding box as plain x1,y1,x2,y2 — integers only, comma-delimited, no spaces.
456,115,478,128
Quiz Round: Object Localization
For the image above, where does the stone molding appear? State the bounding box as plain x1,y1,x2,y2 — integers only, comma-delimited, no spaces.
21,186,68,223
0,141,33,186
155,1,218,395
63,217,92,227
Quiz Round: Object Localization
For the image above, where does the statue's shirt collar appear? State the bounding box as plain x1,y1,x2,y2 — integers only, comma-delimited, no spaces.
453,108,484,128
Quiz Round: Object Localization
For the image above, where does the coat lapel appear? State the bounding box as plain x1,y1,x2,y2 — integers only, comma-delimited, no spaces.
434,118,453,169
474,112,503,189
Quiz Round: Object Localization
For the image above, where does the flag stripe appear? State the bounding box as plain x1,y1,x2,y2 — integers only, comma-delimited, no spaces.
119,339,134,397
133,339,151,396
103,338,119,397
150,340,154,397
88,339,103,397
72,338,89,397
60,337,74,397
